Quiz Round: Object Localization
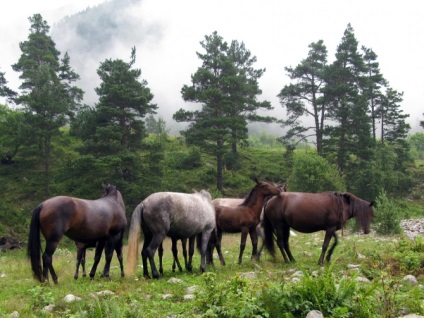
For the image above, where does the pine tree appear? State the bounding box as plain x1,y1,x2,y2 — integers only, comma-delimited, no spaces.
277,40,328,154
323,24,373,172
174,31,271,191
11,14,83,195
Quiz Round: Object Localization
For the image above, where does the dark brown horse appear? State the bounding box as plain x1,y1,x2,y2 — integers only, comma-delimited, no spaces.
28,184,127,283
213,179,282,265
263,191,375,266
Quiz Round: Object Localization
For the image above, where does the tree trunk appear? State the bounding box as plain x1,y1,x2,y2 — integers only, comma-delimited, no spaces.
216,152,223,192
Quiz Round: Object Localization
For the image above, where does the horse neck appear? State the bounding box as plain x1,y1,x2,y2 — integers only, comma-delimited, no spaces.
242,189,267,214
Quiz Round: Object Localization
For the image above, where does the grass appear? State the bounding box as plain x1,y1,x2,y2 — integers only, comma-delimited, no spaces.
1,229,423,317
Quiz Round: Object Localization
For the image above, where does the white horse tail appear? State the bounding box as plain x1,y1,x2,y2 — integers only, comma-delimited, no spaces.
126,203,143,276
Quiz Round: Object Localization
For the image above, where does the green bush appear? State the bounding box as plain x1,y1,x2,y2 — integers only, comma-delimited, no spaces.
374,189,402,235
288,151,346,192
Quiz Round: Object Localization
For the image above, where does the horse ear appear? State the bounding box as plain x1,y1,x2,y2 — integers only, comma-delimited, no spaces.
369,201,375,207
254,178,259,184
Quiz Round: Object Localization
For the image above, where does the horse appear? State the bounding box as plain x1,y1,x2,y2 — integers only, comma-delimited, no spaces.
126,190,215,279
207,182,287,265
27,184,127,283
263,191,375,266
213,179,282,265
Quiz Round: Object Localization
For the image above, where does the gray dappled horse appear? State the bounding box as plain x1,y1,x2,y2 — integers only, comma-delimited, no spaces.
126,190,215,279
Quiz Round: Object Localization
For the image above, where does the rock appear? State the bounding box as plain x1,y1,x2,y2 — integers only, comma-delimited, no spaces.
95,290,115,296
185,285,198,293
402,275,418,286
63,294,81,303
162,294,173,300
42,304,55,312
397,315,424,318
306,310,324,318
167,277,183,284
10,311,19,318
240,272,257,280
183,294,195,300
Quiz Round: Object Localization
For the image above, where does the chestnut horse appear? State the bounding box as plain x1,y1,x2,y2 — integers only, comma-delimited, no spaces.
263,191,375,265
213,179,282,265
27,184,126,283
126,190,215,279
208,182,287,264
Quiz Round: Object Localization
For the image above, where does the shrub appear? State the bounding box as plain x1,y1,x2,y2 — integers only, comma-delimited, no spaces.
288,151,345,192
374,189,402,235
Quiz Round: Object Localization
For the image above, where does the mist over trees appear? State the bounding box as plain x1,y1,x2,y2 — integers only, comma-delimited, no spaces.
0,12,421,207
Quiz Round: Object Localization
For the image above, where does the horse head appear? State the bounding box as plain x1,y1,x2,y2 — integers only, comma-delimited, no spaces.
102,184,118,197
343,193,375,234
254,178,282,197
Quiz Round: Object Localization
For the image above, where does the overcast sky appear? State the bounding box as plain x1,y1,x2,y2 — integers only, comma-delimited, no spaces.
1,0,423,134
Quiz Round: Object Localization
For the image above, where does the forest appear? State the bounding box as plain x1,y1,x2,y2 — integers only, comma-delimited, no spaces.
0,14,424,240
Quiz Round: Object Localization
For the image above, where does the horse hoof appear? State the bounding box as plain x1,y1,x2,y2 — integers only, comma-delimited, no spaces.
121,273,125,277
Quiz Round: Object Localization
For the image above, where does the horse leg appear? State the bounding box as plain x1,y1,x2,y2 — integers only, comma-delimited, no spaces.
282,226,295,262
256,224,265,261
187,236,194,272
89,240,106,279
141,234,152,279
158,241,164,275
180,238,189,272
100,239,115,279
171,238,183,272
318,230,334,266
249,227,259,261
215,228,226,266
145,234,164,279
115,233,125,277
274,225,290,263
42,240,60,284
238,228,249,264
74,245,85,280
199,229,213,272
206,230,216,266
326,232,339,263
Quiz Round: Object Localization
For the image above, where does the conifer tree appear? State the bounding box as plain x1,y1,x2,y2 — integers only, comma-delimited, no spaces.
174,31,271,191
12,14,83,195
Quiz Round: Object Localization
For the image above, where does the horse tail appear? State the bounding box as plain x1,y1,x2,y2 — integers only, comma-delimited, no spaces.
263,207,276,258
126,203,143,276
28,204,43,281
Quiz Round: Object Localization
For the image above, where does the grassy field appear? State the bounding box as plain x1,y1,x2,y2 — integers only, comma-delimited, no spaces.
1,227,424,318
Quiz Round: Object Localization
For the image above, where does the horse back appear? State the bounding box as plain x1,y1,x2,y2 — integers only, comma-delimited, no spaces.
266,192,342,233
142,192,215,238
39,195,125,242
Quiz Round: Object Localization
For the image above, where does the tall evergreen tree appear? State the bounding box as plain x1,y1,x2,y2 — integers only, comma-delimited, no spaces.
174,31,271,191
323,24,373,172
80,47,156,156
361,46,387,141
277,40,328,154
378,87,410,144
0,69,17,100
11,14,83,195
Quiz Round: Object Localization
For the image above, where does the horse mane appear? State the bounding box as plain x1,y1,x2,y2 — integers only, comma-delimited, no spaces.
103,184,117,197
240,189,255,206
330,192,346,228
342,192,373,231
196,189,212,201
